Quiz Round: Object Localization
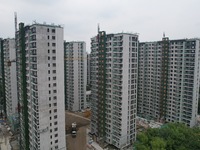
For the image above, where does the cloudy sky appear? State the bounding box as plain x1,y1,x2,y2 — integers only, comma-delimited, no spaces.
1,0,200,52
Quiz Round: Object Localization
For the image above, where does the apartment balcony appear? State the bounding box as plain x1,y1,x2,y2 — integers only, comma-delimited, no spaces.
113,69,123,75
113,53,123,58
113,58,123,63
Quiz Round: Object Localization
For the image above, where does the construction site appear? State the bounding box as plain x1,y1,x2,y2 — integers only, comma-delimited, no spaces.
65,109,91,150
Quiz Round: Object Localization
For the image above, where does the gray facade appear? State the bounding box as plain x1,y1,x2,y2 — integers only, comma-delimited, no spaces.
138,37,200,127
16,22,66,150
64,41,87,111
90,31,138,149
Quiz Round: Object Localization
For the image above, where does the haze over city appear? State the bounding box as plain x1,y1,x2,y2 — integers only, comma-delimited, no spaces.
1,0,200,51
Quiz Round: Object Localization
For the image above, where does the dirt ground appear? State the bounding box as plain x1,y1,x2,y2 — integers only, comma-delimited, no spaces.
65,110,91,150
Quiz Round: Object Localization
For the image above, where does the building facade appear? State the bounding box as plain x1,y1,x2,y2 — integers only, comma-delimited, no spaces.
90,31,138,149
0,38,6,117
87,52,91,86
64,41,87,111
137,37,200,127
3,38,18,121
86,90,91,108
16,22,66,150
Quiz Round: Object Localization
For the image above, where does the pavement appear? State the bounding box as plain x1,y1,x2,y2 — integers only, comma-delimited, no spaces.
0,123,11,150
86,129,103,150
67,111,90,121
66,111,90,150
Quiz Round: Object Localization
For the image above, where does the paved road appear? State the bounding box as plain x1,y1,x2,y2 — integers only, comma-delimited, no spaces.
67,112,90,121
66,111,91,150
66,126,87,150
0,124,11,150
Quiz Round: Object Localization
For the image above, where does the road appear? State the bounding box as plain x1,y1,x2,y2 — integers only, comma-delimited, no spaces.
65,111,90,150
67,111,90,121
67,126,88,150
0,124,11,150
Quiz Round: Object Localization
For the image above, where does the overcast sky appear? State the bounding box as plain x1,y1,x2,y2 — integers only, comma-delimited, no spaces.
1,0,200,52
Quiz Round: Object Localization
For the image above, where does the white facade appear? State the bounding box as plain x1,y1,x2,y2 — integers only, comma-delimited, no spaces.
3,39,18,118
90,31,138,149
138,38,200,127
16,23,66,150
86,90,91,108
64,41,87,111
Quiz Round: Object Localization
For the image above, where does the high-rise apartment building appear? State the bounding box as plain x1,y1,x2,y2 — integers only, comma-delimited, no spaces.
0,38,3,77
137,36,200,127
0,38,6,116
16,22,66,150
64,41,87,111
86,90,91,108
87,52,91,86
90,31,138,149
3,38,18,120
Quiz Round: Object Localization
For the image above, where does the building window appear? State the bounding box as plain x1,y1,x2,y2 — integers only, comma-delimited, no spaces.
52,29,55,33
52,36,56,40
52,49,56,53
53,63,56,67
52,43,56,47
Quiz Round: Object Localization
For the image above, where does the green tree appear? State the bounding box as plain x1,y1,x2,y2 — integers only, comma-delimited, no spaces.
136,144,150,150
150,137,166,150
134,123,200,150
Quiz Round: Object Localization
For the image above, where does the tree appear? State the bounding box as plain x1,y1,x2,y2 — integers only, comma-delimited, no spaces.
150,137,166,150
134,123,200,150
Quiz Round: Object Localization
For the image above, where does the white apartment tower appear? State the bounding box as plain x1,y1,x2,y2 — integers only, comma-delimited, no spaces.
90,31,138,149
3,38,18,119
138,37,200,127
16,22,66,150
64,41,87,111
